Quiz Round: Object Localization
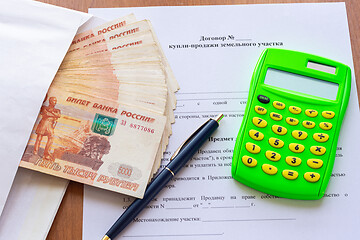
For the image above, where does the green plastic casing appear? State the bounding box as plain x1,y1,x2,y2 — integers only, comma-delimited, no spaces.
231,48,351,200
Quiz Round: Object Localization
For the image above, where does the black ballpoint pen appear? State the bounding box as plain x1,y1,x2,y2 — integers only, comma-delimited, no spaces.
102,113,224,240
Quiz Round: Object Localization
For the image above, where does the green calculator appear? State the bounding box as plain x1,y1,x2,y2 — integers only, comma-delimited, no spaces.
232,48,351,200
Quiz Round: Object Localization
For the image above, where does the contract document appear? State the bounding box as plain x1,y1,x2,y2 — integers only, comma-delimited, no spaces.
85,3,360,239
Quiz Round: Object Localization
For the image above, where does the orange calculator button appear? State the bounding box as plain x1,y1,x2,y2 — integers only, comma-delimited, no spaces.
319,122,333,130
313,133,329,143
255,105,267,115
270,112,283,121
286,117,299,126
304,172,321,183
307,159,323,169
302,120,315,129
285,156,302,166
310,146,326,156
292,130,308,140
242,156,257,167
272,125,287,135
246,142,261,154
282,170,299,180
265,150,281,162
289,143,305,153
249,129,264,141
322,111,335,119
305,109,318,117
262,164,278,175
269,138,284,148
289,106,302,114
252,117,267,128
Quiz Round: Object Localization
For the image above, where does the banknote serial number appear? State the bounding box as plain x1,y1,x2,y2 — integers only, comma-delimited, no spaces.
129,123,155,133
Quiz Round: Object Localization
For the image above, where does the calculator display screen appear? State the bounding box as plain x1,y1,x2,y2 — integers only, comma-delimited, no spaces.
264,68,339,100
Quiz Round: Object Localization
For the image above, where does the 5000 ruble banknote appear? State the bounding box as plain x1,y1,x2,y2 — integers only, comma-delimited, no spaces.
20,88,166,198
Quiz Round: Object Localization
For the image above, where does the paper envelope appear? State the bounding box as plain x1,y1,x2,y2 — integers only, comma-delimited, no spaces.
0,0,98,237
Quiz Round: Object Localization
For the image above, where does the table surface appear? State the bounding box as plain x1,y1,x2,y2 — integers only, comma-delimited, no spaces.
36,0,360,239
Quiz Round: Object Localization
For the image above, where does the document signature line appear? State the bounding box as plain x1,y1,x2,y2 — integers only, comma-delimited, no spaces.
203,218,296,223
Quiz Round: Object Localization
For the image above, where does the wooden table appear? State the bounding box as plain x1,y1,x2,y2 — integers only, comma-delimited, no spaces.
37,0,360,239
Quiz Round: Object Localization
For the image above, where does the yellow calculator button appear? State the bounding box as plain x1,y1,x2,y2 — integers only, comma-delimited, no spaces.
285,156,302,166
310,146,326,156
305,109,318,117
291,130,308,140
313,133,329,143
289,106,302,114
304,172,321,183
265,150,281,162
269,137,284,148
252,117,267,128
246,142,261,154
282,170,299,180
270,112,283,121
242,156,257,167
302,120,315,129
307,159,324,169
262,164,278,175
273,101,286,110
319,122,333,130
289,143,305,153
255,105,267,115
249,130,264,141
286,117,299,126
322,111,335,119
272,125,287,135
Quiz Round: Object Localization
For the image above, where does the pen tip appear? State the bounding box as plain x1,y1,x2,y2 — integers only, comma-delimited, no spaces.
214,114,224,123
102,236,111,240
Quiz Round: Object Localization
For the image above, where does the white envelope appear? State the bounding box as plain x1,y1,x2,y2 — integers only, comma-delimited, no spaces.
0,0,98,238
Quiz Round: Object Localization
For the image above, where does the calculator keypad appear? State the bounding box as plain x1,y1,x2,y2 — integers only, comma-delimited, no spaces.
239,94,336,185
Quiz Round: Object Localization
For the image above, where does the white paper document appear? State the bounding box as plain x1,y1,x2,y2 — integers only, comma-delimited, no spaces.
85,3,360,239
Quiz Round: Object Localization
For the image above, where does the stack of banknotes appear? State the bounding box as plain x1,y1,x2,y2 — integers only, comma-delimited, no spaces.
19,14,179,198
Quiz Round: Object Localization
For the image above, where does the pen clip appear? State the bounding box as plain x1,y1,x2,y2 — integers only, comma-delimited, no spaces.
170,119,211,161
